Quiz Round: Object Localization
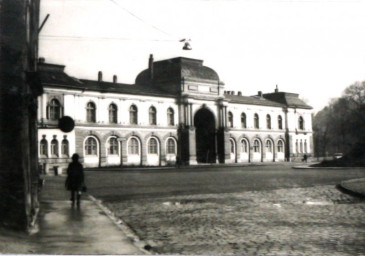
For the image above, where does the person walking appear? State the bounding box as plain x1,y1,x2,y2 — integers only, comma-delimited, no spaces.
65,153,85,207
303,154,308,163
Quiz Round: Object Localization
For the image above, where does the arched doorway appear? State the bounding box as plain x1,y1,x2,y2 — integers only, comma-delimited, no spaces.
194,108,216,163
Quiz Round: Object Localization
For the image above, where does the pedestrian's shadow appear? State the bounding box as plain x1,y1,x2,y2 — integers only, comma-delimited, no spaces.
68,205,84,222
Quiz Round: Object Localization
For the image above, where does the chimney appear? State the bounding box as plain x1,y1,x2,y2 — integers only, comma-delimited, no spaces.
113,75,117,84
258,91,262,97
148,54,154,80
98,71,102,82
275,85,279,93
238,91,242,96
38,57,45,63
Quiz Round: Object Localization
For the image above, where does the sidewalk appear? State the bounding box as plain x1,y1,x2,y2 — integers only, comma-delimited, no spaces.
34,175,147,255
338,178,365,198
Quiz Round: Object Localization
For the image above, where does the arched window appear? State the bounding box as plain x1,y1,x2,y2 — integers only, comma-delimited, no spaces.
108,137,119,155
241,113,246,128
40,139,48,156
167,138,176,154
61,139,69,156
277,140,284,153
149,106,157,125
304,140,308,153
148,138,158,154
266,114,271,129
254,114,259,129
230,139,235,154
253,140,260,153
298,116,304,130
108,104,118,124
241,139,248,153
128,137,139,155
265,140,273,153
167,108,174,126
228,112,233,128
296,140,299,153
85,137,97,155
278,115,283,130
86,102,96,123
51,139,58,156
49,99,61,120
129,105,138,125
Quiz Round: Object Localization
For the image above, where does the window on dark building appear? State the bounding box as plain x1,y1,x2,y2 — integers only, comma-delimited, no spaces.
254,113,259,129
149,106,157,125
167,108,174,126
278,115,283,130
265,140,272,153
266,114,271,129
40,139,48,156
128,138,139,155
298,116,304,130
241,113,246,128
51,139,58,156
61,139,69,156
85,137,97,155
253,140,260,152
49,99,61,120
108,137,119,155
230,140,235,153
228,112,233,128
304,140,307,153
277,140,284,153
296,140,299,153
86,102,96,123
108,103,118,124
241,139,248,153
167,138,176,154
148,138,158,154
129,105,138,125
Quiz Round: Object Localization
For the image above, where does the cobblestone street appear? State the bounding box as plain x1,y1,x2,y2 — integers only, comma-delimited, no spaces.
106,185,365,255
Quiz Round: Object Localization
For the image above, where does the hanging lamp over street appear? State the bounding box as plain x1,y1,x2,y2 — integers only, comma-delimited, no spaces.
180,38,192,50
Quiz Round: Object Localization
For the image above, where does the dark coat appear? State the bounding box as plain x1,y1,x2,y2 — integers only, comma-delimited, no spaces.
66,162,84,191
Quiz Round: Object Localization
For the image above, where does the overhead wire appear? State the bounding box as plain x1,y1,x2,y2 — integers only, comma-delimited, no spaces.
40,0,188,45
40,35,178,42
108,0,175,38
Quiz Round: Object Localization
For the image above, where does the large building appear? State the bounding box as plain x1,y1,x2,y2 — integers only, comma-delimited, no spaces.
37,55,313,173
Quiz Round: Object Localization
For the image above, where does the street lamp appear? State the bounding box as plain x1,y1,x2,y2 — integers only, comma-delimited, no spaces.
180,38,192,50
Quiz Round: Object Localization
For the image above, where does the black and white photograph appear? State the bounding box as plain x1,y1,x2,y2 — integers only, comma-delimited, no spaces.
0,0,365,255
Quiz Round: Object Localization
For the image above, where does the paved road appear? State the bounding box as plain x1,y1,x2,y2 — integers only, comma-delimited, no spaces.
85,164,365,202
74,164,365,255
106,185,365,255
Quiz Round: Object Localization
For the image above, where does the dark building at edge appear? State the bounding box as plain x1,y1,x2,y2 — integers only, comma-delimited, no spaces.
0,0,42,230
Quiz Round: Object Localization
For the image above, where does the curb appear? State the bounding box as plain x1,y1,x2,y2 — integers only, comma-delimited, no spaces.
88,195,152,254
292,166,356,169
84,162,303,173
337,179,365,199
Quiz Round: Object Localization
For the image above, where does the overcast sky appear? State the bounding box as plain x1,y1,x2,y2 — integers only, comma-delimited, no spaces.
39,0,365,112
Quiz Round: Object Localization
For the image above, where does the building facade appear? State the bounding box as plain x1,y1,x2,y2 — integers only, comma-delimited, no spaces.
0,0,41,230
37,55,313,173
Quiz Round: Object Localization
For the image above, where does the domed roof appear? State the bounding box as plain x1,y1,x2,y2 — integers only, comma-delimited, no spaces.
135,57,219,85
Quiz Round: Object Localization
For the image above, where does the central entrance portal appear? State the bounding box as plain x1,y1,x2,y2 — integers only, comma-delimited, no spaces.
194,108,216,163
